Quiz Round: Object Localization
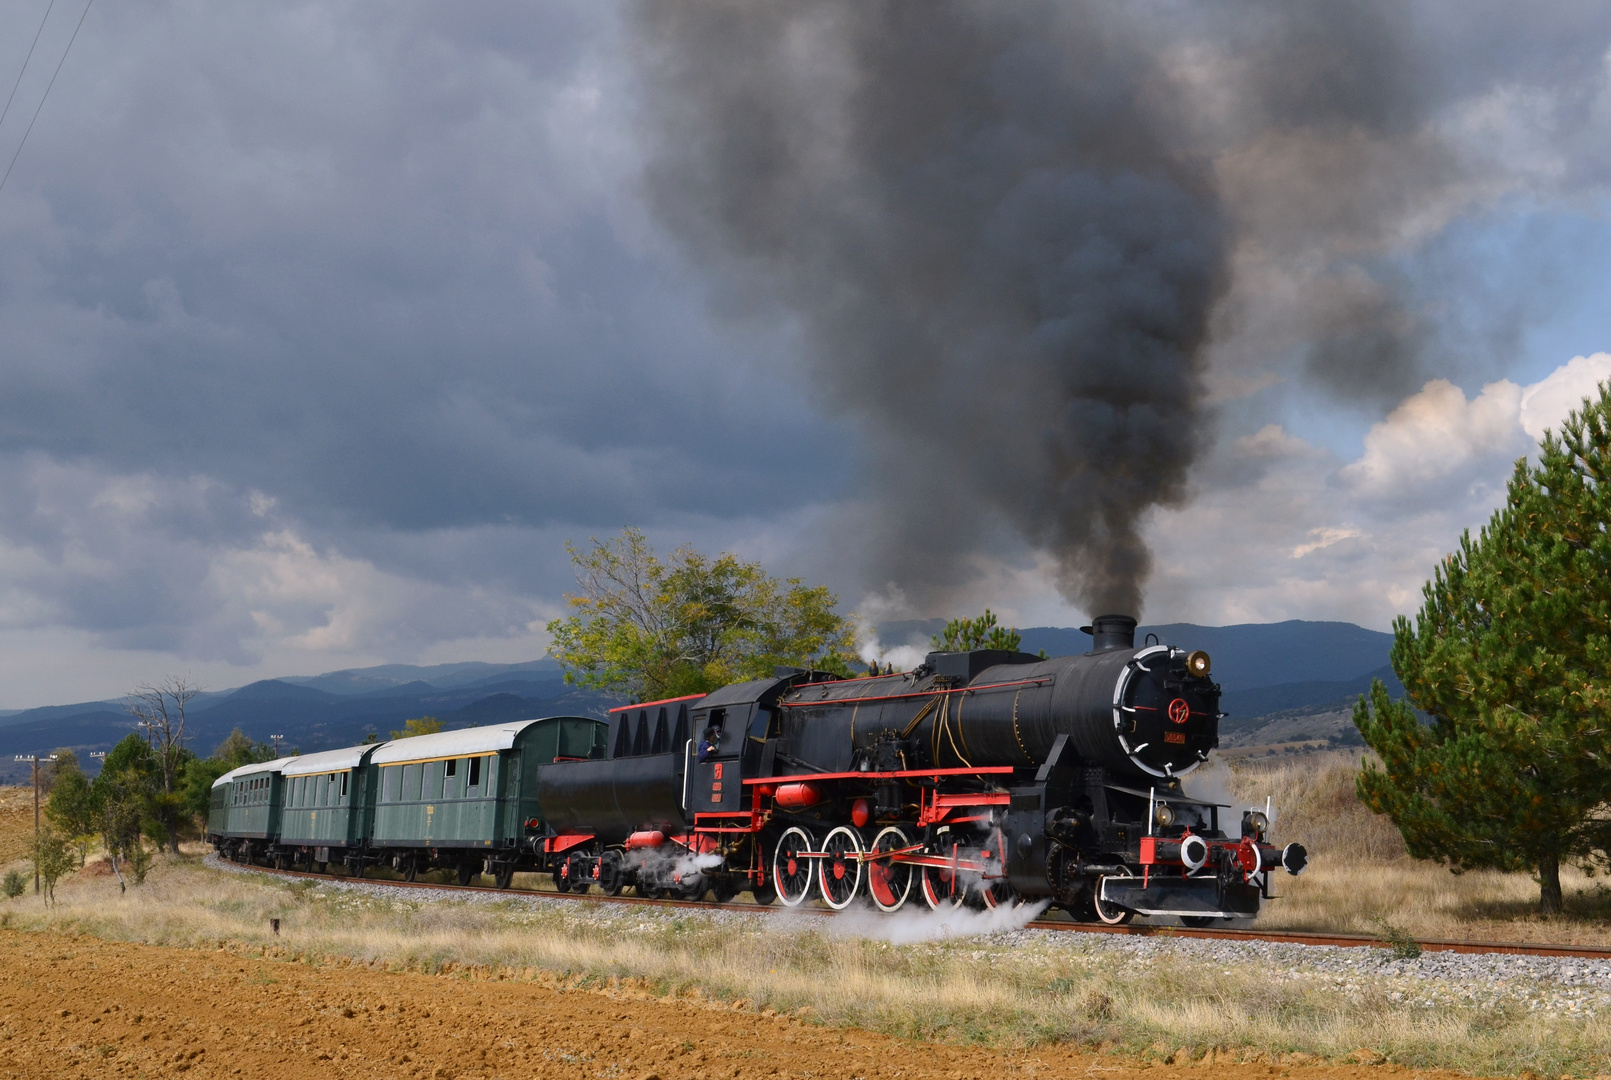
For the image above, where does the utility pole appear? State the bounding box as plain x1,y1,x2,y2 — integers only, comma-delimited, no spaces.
14,753,57,894
269,735,285,756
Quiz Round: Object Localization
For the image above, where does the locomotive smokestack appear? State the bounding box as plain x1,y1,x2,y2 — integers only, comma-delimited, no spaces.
1083,614,1136,654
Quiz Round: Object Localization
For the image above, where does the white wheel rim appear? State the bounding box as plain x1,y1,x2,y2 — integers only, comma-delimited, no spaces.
818,826,865,910
1094,872,1132,925
773,827,816,907
868,826,913,913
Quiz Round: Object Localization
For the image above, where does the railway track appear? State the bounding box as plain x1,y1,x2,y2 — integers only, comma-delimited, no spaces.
227,857,1611,961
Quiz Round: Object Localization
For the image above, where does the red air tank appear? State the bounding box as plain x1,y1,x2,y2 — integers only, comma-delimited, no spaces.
624,830,666,849
773,782,823,809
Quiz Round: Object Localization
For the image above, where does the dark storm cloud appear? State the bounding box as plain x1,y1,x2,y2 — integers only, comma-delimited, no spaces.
629,0,1611,616
0,1,846,543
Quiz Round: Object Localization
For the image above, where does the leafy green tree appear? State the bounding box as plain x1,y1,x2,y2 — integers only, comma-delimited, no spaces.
213,728,273,768
2,869,23,899
31,826,77,905
44,753,96,867
91,734,160,892
931,609,1023,652
1355,380,1611,914
547,528,858,700
390,716,443,739
180,729,275,822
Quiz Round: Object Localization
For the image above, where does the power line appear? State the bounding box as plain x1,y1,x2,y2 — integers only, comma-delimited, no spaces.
0,0,92,198
0,0,56,131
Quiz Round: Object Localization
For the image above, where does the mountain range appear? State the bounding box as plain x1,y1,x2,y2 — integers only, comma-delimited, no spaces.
0,620,1402,781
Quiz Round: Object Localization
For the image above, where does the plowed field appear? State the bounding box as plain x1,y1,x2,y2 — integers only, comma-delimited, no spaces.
0,786,36,868
0,927,1472,1080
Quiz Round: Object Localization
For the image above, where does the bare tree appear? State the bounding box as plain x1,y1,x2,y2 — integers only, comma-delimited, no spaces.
124,676,201,854
125,676,199,794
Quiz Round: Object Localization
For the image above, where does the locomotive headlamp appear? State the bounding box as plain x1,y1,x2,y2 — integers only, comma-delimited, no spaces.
1245,810,1269,835
1153,802,1176,828
1186,650,1212,677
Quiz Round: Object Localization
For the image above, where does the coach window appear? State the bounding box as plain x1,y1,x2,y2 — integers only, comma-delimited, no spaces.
406,763,423,802
467,756,481,789
340,772,349,798
443,758,457,799
383,766,399,802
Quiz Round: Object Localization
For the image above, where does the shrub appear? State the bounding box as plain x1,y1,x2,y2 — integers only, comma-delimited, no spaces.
2,869,24,899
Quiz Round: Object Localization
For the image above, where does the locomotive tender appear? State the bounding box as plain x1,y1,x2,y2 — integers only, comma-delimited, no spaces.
209,615,1307,923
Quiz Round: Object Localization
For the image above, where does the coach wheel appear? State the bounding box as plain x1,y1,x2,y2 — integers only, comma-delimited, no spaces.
567,854,593,895
674,871,706,901
711,876,737,904
867,826,914,913
1093,870,1135,925
749,877,777,905
273,851,288,871
494,863,515,890
457,862,476,887
403,854,420,883
1180,915,1215,928
818,827,864,910
598,850,625,896
773,827,816,907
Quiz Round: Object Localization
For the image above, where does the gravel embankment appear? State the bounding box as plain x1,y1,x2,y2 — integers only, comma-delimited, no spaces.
211,855,1611,1015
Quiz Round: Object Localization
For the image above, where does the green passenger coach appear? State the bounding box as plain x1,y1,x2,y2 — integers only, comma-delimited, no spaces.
368,715,607,886
207,757,296,862
280,744,383,871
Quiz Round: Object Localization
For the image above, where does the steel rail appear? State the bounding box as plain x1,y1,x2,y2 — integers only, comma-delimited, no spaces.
223,857,1611,960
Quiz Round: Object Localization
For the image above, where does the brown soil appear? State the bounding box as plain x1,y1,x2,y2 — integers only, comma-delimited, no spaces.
0,786,37,868
0,928,1477,1080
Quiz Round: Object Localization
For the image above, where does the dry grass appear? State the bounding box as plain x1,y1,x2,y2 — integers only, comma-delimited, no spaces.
3,855,1610,1076
1230,751,1611,945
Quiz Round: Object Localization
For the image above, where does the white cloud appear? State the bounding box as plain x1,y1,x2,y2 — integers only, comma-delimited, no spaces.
0,456,561,705
1339,379,1526,507
1519,352,1611,440
1142,353,1611,631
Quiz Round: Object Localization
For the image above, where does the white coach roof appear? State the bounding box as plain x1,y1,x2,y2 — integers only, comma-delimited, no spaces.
369,717,553,766
211,756,301,789
281,744,378,777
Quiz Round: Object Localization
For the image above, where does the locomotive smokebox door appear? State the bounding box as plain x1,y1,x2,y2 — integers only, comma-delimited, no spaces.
691,706,745,812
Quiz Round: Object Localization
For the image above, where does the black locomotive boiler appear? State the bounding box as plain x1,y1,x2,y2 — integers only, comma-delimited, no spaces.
533,614,1307,922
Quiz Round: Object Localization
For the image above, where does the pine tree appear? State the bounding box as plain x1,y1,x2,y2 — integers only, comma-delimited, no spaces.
1355,381,1611,914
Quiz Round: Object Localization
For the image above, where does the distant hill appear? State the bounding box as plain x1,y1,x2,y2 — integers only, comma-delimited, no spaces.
0,658,611,782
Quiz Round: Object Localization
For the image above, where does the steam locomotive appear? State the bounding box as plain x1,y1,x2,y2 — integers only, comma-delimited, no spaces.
210,614,1307,923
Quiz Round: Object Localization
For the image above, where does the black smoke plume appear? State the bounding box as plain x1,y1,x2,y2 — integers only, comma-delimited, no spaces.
628,1,1611,617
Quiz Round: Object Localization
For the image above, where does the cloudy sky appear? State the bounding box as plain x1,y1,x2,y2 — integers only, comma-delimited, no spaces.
0,1,1608,706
